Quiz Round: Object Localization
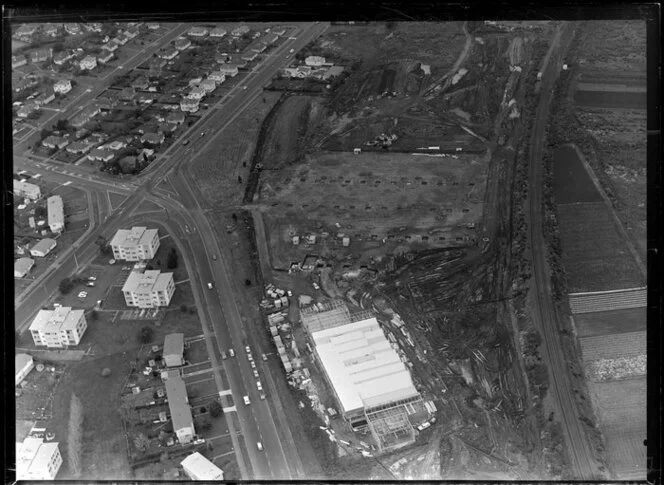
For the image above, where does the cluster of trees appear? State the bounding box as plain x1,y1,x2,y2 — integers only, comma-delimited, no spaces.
58,275,86,294
95,235,113,255
138,325,154,344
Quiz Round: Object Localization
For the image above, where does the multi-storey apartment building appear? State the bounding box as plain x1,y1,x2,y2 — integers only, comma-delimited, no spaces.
29,307,88,348
110,226,160,261
122,270,175,308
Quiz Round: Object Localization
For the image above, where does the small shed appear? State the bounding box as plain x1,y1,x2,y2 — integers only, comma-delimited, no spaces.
163,333,185,367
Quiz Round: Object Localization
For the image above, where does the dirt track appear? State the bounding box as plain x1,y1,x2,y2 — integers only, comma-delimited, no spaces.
525,22,606,480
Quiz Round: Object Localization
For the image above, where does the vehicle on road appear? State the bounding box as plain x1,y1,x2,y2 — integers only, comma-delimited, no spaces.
260,392,266,400
261,353,267,361
208,282,213,289
289,48,295,53
313,282,320,290
200,132,205,136
256,381,263,391
243,395,251,405
245,345,251,353
253,369,259,378
242,86,248,90
250,361,256,369
182,140,190,146
257,442,264,451
229,349,235,357
212,254,217,260
221,351,227,359
86,282,95,287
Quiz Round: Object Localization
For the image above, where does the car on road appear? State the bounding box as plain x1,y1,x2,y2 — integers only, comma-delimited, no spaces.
256,381,263,391
212,254,217,260
260,392,266,400
257,442,264,451
253,369,259,378
77,291,87,298
313,282,320,290
250,361,256,369
200,132,205,136
207,282,213,289
88,276,97,281
182,140,190,146
86,282,95,287
245,345,251,353
229,349,235,357
261,353,268,361
221,351,227,359
243,395,251,405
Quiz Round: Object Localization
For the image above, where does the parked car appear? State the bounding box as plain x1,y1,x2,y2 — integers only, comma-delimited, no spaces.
256,381,263,391
250,361,256,369
221,351,227,360
261,353,268,361
313,282,320,290
253,369,259,378
248,353,253,362
77,291,87,298
257,442,263,451
208,282,213,289
109,259,116,265
229,349,235,357
245,345,251,353
182,140,190,146
243,395,251,405
88,276,97,281
259,393,266,400
212,254,217,260
86,282,95,287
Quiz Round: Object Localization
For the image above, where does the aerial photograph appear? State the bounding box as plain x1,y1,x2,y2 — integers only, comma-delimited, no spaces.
10,14,648,482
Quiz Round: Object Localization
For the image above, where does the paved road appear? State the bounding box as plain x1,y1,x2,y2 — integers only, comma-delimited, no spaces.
14,21,327,480
526,22,605,480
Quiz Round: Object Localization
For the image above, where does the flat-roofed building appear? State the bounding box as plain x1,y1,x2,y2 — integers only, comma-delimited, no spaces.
53,79,72,94
163,333,185,367
181,452,224,480
47,195,64,233
110,226,160,261
29,307,88,348
16,437,63,480
165,375,195,443
210,27,227,38
30,238,56,258
13,179,41,200
217,64,239,77
16,353,35,386
14,257,35,278
122,270,175,308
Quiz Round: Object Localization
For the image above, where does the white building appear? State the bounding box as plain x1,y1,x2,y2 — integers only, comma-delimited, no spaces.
180,97,200,112
209,27,227,38
79,55,97,70
122,270,175,308
187,86,206,100
30,238,57,258
305,56,326,67
14,257,35,278
15,353,35,386
165,375,195,444
199,79,216,93
217,64,239,77
47,195,64,233
163,333,185,367
16,437,63,480
181,452,224,481
208,71,226,83
110,226,160,261
13,179,41,200
29,307,88,348
188,26,208,37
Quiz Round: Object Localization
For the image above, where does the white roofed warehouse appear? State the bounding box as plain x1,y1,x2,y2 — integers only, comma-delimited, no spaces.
122,270,175,308
181,452,224,480
110,226,160,261
301,301,424,451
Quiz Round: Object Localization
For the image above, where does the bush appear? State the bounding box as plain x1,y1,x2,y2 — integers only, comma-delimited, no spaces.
101,367,112,377
138,326,154,344
90,310,99,321
209,400,223,417
167,248,178,269
59,277,74,294
180,304,188,313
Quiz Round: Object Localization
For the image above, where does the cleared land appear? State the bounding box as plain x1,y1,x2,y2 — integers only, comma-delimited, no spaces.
577,20,646,72
588,377,646,480
573,307,646,337
557,202,644,292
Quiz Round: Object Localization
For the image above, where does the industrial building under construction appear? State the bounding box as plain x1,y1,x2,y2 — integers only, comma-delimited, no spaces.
301,300,428,452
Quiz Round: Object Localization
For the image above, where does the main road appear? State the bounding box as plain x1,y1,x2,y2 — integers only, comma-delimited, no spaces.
526,22,605,480
14,21,328,480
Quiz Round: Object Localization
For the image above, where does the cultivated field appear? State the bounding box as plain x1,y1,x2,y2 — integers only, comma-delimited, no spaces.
577,20,646,73
573,90,646,110
579,331,646,362
190,91,282,206
557,202,644,292
588,377,646,480
553,145,602,204
573,307,647,337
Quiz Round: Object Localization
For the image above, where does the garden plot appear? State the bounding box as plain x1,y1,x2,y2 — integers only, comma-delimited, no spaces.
573,307,646,338
579,331,646,363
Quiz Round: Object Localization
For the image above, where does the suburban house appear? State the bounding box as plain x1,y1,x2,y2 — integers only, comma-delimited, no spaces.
174,38,192,50
114,35,128,45
42,135,69,149
16,437,63,480
187,26,208,37
284,66,312,78
95,95,119,111
305,55,326,67
14,77,38,93
158,122,177,134
14,24,38,38
29,307,88,348
53,79,72,94
30,48,53,63
35,92,56,106
79,55,97,70
70,106,101,128
87,148,115,162
147,22,160,30
166,111,185,124
272,28,287,36
103,40,119,52
17,101,39,118
165,375,195,444
120,86,136,100
181,453,224,481
14,258,35,278
122,270,175,308
163,333,185,367
158,47,179,60
64,23,81,35
180,97,200,113
124,27,139,39
30,238,57,257
66,141,93,154
97,51,114,64
43,24,59,36
12,54,27,68
210,27,227,37
141,132,166,145
13,180,41,200
149,57,167,75
241,51,258,62
131,76,150,90
53,50,76,65
217,64,239,77
231,25,250,36
208,71,226,83
199,79,216,93
47,195,64,233
188,86,206,100
86,22,103,33
107,139,128,150
250,42,267,53
111,226,160,260
262,33,279,45
15,354,35,386
188,76,203,87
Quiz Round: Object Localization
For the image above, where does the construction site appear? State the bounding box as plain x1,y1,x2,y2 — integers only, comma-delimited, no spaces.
239,20,576,479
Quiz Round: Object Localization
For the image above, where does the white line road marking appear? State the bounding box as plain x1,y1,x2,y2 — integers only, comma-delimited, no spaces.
212,450,236,459
222,405,237,413
218,389,233,397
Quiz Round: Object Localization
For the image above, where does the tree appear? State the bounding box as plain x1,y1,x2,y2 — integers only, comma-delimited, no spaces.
232,213,237,222
138,326,154,344
244,279,251,286
180,304,188,313
95,235,112,255
134,432,150,452
59,277,74,294
209,400,223,418
238,175,243,184
166,248,178,269
67,393,84,477
90,310,99,321
34,205,47,218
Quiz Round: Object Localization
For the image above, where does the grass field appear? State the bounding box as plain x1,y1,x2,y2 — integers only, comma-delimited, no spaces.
190,91,282,206
553,145,602,204
573,307,646,337
588,376,646,479
557,202,644,292
578,20,646,73
573,90,646,110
